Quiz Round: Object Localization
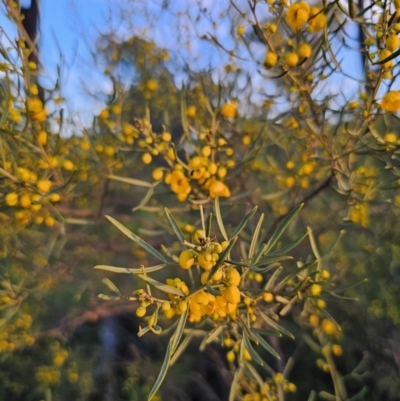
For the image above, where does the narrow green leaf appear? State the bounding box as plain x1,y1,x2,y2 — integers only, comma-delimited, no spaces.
94,264,166,274
279,296,298,317
106,215,167,262
264,266,283,291
205,324,225,345
249,213,264,258
307,227,321,260
249,262,282,273
102,278,121,296
243,334,264,366
327,292,358,301
205,284,221,296
259,311,295,339
264,232,309,258
229,366,242,401
147,341,172,401
331,278,367,293
138,274,184,296
206,213,213,237
214,196,228,241
207,237,238,281
231,206,258,239
165,208,185,242
200,324,225,351
256,255,294,267
98,294,120,300
274,261,318,291
264,204,304,253
251,243,268,264
170,331,193,365
237,316,259,344
348,0,355,18
253,332,280,359
319,391,337,401
108,174,153,187
171,306,188,354
302,334,322,353
307,390,317,401
133,185,154,212
251,328,282,337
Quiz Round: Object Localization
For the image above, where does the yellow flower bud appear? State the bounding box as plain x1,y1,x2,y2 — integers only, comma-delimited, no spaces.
225,268,241,286
262,292,274,303
19,193,31,209
37,180,52,193
264,52,278,68
224,286,241,304
198,253,214,270
285,52,299,68
297,43,312,58
63,160,74,171
152,168,164,181
226,350,236,362
44,216,55,227
310,283,322,296
386,34,400,51
142,153,152,164
179,249,196,270
136,306,146,317
378,49,393,69
5,192,18,207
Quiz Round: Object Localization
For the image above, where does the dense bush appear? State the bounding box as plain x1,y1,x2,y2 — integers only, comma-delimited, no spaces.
1,0,400,400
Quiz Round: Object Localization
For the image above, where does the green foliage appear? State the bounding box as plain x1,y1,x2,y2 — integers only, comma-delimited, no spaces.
1,0,400,400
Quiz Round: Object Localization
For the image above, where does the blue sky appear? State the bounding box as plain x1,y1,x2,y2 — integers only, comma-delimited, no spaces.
0,1,384,129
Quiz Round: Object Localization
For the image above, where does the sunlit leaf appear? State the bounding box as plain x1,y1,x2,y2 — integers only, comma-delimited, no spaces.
274,261,318,291
132,185,155,212
138,274,184,296
94,264,166,274
147,340,172,401
171,306,188,354
102,278,121,296
253,332,280,359
249,213,264,258
264,203,304,254
259,311,295,339
243,334,264,366
214,196,228,241
108,174,153,187
106,215,167,262
264,232,309,258
165,208,185,242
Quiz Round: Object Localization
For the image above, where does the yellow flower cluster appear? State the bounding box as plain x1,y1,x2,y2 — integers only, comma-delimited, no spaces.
286,2,326,32
381,91,400,112
35,366,61,386
188,284,241,323
163,156,231,201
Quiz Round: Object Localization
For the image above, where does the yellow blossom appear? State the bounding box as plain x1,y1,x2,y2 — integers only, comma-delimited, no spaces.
297,43,312,58
264,52,278,68
208,179,231,198
308,7,326,31
286,2,310,30
220,101,237,118
381,91,400,112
